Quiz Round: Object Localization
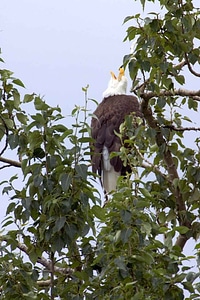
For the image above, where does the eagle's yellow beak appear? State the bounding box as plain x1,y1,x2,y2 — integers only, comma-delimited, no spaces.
118,67,125,81
110,71,117,79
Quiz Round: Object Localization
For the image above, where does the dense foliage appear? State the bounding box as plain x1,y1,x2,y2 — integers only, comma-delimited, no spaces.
0,0,200,299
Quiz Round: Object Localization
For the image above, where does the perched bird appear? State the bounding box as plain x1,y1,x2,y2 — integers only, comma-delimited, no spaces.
91,67,143,200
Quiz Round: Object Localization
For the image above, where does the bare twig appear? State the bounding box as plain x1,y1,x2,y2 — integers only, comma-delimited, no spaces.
163,125,200,132
37,280,53,287
135,147,170,183
193,96,200,101
185,53,200,77
50,252,55,300
0,116,9,156
174,60,187,70
0,164,14,170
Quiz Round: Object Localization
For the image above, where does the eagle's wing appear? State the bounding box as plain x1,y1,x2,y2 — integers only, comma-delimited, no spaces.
91,94,143,195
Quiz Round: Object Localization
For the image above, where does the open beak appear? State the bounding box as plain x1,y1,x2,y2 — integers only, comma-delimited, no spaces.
110,71,117,80
118,67,125,81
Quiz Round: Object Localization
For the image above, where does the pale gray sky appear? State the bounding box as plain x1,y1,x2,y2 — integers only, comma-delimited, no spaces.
1,0,140,115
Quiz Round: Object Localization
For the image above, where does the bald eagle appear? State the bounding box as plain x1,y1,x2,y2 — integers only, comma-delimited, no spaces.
91,68,143,199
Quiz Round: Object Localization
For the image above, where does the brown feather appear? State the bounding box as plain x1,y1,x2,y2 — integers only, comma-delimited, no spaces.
91,94,143,181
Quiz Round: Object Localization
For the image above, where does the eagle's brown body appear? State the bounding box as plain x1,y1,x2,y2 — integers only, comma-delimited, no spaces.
91,94,143,195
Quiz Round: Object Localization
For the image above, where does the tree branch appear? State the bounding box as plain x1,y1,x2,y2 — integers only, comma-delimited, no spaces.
141,88,200,101
17,242,73,276
37,279,55,287
136,148,171,183
175,234,189,250
131,59,188,95
0,156,21,168
0,164,14,170
174,59,187,70
0,116,9,156
141,98,191,249
163,125,200,132
185,52,200,77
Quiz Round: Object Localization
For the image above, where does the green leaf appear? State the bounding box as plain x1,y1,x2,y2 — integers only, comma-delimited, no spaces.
13,90,20,108
31,113,45,127
33,147,45,159
176,138,185,148
71,106,80,116
31,269,39,282
16,112,28,124
53,216,66,233
29,247,39,264
182,281,195,293
34,97,49,111
82,84,89,92
4,118,14,129
139,187,153,200
33,175,43,187
144,17,152,25
114,257,127,271
12,78,25,88
23,93,35,103
47,155,61,170
60,173,72,192
78,137,92,143
8,134,19,149
123,15,140,24
6,202,16,214
183,115,192,123
120,228,132,244
186,272,196,283
175,75,185,85
133,251,154,264
120,210,132,224
157,97,166,109
2,215,13,226
21,159,28,174
132,292,144,300
165,230,175,248
128,58,138,80
75,164,88,180
52,124,69,133
158,211,166,224
188,97,198,111
142,60,150,72
91,205,106,221
173,273,186,283
28,131,43,149
175,226,189,234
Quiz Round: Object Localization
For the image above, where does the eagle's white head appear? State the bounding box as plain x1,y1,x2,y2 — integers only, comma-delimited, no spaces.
102,67,128,98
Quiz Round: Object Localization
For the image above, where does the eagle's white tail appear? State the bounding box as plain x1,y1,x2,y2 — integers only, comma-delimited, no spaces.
102,146,120,194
